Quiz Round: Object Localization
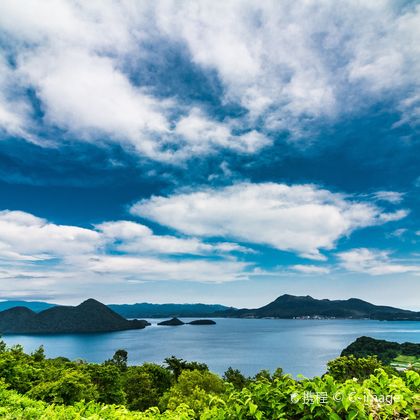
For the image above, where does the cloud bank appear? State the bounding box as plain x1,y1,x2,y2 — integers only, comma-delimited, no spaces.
132,182,407,260
0,0,419,161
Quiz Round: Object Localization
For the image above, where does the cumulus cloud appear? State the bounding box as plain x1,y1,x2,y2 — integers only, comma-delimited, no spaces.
0,57,31,137
0,0,269,161
97,220,253,255
290,265,330,274
336,248,420,275
79,255,249,283
0,0,418,160
173,108,270,155
0,210,100,261
0,209,253,290
131,182,408,260
157,0,420,132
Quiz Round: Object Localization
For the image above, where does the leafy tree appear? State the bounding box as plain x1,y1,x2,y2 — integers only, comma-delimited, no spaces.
31,345,45,362
164,356,208,380
27,370,98,405
0,338,6,353
105,349,128,371
327,355,387,381
223,367,249,389
161,369,226,415
123,363,172,411
86,363,125,404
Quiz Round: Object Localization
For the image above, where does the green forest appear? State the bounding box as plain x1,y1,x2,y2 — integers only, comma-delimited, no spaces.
0,339,418,419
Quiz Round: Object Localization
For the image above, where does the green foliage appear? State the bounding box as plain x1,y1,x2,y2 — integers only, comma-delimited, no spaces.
160,369,226,416
85,363,126,404
27,369,98,404
327,355,389,381
164,356,208,380
31,345,45,362
124,364,172,411
105,349,128,371
223,367,249,390
0,339,418,419
342,336,420,364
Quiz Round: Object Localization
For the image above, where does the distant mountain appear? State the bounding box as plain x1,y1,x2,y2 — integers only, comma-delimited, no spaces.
216,294,420,321
0,300,234,319
109,302,234,318
0,300,56,313
2,295,417,323
0,299,150,334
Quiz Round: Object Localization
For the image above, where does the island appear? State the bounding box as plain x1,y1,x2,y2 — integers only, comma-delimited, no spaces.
0,299,150,334
157,317,216,326
216,294,420,321
157,317,185,326
188,320,216,325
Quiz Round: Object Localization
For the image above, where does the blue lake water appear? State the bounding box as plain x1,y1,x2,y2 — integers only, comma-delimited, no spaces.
2,318,420,378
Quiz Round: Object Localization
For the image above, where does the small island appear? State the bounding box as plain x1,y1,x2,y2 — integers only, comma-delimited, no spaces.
188,320,216,325
157,317,216,326
157,317,184,326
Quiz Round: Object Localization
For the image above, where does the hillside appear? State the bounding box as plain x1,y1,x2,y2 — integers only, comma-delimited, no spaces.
341,336,420,364
0,300,56,312
0,299,150,334
217,294,420,320
109,302,233,318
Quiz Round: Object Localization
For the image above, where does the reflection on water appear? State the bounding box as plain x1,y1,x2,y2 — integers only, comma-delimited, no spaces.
3,319,420,377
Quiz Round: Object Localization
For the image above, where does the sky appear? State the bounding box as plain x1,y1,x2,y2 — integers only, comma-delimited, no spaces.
0,0,419,309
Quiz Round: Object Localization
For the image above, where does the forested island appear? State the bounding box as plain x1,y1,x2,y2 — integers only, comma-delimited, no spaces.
217,294,420,320
0,336,418,419
0,299,150,334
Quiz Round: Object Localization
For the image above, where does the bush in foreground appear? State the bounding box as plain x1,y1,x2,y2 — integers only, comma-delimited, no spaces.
0,339,418,419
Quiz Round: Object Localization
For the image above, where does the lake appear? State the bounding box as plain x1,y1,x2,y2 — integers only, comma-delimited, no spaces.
2,318,420,378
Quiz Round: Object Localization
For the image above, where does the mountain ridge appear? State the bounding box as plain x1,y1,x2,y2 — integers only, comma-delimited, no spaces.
1,295,419,321
0,299,150,334
216,294,420,320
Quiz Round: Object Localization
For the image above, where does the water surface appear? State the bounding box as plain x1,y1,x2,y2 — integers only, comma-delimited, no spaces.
3,318,420,377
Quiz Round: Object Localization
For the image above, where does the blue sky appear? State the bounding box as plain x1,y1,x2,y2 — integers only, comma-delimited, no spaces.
0,1,419,309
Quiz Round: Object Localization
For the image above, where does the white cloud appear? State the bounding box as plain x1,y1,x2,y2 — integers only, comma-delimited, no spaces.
0,210,253,290
156,1,420,132
373,191,404,204
0,57,31,137
388,228,408,238
0,210,100,261
174,108,270,155
131,182,407,260
290,265,330,275
97,220,253,255
0,1,269,161
378,209,409,223
19,49,173,158
336,248,420,275
0,0,418,159
79,254,249,283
